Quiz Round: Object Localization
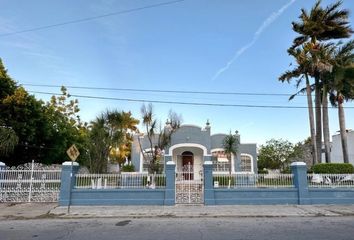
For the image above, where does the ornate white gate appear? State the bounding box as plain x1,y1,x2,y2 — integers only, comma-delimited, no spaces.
175,163,204,204
0,162,61,203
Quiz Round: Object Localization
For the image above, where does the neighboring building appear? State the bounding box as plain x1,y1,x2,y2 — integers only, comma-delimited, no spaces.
131,122,257,176
329,130,354,165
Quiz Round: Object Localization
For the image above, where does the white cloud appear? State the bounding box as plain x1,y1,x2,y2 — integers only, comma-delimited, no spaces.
212,0,296,81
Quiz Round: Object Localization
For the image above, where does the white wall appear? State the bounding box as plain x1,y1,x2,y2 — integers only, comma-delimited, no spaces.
330,131,354,165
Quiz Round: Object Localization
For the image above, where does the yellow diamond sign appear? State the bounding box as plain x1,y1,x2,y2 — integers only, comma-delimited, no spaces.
66,144,80,161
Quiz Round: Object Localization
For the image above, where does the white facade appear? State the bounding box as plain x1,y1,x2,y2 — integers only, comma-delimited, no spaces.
330,131,354,165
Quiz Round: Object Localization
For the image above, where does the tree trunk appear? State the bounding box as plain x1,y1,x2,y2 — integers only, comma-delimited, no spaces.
305,74,317,165
228,154,232,189
315,76,322,164
338,95,349,163
322,85,331,163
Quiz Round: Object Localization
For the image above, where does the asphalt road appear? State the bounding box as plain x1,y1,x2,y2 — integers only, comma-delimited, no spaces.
1,217,354,240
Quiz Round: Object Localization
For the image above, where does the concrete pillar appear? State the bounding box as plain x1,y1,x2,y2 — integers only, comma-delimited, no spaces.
164,155,172,173
164,161,175,205
203,160,215,205
59,161,79,206
291,162,311,205
0,162,5,189
0,162,5,170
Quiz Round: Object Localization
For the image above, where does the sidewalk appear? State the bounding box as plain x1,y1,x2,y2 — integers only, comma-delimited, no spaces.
1,203,354,220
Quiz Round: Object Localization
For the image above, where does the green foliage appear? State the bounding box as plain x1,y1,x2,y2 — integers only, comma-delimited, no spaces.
0,58,16,100
257,169,269,174
281,167,292,174
312,163,354,174
139,104,182,174
213,176,235,186
87,110,139,173
0,87,51,165
222,132,239,174
222,132,239,158
0,60,88,166
258,139,304,170
121,164,135,172
0,127,19,156
42,87,89,165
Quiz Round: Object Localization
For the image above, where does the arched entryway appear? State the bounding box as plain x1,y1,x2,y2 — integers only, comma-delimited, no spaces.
181,151,194,180
174,148,204,204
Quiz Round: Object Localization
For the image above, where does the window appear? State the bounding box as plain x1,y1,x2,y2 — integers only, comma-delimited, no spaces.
211,150,230,172
240,154,252,172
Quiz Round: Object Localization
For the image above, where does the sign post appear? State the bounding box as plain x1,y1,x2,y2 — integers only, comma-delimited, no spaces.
66,144,80,214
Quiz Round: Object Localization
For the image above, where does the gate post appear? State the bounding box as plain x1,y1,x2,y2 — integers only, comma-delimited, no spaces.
0,162,5,190
59,161,79,206
164,161,175,205
0,162,5,170
291,162,311,205
203,160,215,205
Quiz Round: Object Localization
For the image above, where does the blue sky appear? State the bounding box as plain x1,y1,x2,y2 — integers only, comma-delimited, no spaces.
1,0,354,145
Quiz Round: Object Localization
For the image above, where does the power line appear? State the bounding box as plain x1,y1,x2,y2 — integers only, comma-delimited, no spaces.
28,90,354,109
22,83,305,97
0,0,185,37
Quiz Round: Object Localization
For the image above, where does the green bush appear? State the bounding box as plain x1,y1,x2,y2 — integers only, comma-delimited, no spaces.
258,169,269,174
121,164,135,172
281,167,291,174
142,176,166,187
311,163,354,174
213,176,235,186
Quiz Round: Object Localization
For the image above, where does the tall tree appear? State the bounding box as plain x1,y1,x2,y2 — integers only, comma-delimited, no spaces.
328,40,354,163
1,87,49,165
290,0,353,163
258,139,303,171
138,104,181,174
43,86,88,165
316,43,337,163
222,132,239,188
88,110,139,173
280,43,317,165
0,58,16,100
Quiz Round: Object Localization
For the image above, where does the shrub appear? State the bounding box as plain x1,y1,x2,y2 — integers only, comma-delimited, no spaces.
311,163,354,174
121,164,135,172
213,176,235,186
258,169,269,174
281,167,291,174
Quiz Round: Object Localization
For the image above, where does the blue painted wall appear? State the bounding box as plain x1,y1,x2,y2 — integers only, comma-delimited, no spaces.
70,189,165,205
60,162,354,206
309,189,354,204
170,125,211,152
213,188,298,205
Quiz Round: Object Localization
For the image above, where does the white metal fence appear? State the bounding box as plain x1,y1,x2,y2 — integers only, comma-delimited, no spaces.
0,162,61,202
307,174,354,188
175,163,204,204
213,173,294,188
75,173,166,189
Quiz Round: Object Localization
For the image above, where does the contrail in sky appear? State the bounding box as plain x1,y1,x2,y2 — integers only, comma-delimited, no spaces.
212,0,296,81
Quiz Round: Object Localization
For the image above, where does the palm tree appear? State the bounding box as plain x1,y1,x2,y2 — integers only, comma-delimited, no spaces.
291,0,353,163
328,40,354,163
138,104,182,174
222,132,239,188
280,43,317,165
88,110,139,173
315,43,337,163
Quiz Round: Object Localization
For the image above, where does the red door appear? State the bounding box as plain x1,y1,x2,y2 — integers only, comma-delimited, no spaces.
182,155,194,180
